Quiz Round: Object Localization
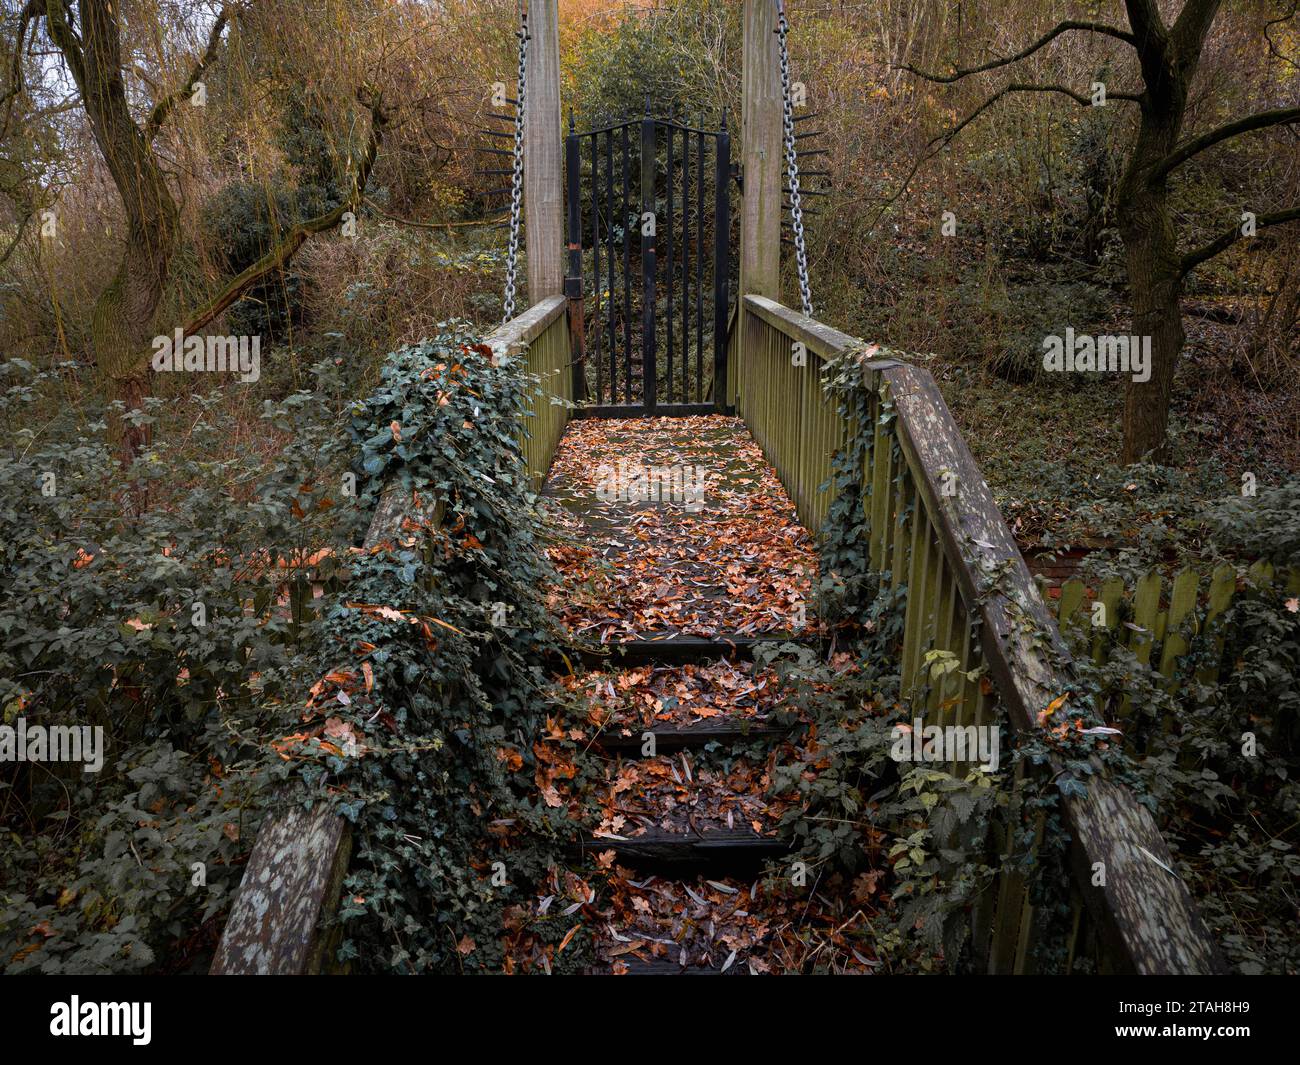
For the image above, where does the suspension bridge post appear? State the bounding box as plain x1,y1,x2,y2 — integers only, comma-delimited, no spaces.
739,0,783,400
524,0,564,303
741,0,782,300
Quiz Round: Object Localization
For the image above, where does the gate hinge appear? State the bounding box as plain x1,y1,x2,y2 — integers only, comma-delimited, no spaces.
564,275,583,299
731,162,743,193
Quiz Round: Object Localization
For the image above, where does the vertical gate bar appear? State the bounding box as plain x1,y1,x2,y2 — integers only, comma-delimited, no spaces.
641,115,658,413
696,127,705,401
605,130,615,403
681,128,691,403
565,115,586,403
621,123,633,404
712,117,731,410
590,133,602,404
666,121,675,404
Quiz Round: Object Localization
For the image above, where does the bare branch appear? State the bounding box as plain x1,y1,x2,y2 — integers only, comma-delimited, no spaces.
180,93,388,337
363,197,507,231
1,1,42,137
1152,105,1300,181
1180,207,1300,277
144,4,232,142
870,82,1138,234
1264,5,1299,72
0,209,32,266
40,0,87,91
899,20,1136,84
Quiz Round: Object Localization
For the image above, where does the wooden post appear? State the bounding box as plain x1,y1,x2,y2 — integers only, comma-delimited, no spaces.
524,0,564,303
740,0,782,303
738,0,782,413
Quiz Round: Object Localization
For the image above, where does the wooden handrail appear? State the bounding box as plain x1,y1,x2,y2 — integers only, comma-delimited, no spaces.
736,294,1225,974
212,304,571,974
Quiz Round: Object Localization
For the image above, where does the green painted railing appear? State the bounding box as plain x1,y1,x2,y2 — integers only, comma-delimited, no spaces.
733,294,1225,975
490,295,572,488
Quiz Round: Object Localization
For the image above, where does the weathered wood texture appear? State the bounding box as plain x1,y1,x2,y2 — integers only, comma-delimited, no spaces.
736,294,1226,975
597,717,783,752
524,0,565,301
581,824,789,869
739,0,781,309
496,294,571,487
214,302,570,974
210,803,351,975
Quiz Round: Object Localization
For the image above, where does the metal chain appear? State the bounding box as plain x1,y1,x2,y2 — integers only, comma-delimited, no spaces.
501,8,529,323
776,1,812,317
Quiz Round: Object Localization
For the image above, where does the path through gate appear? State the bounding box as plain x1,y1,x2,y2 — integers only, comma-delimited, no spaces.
565,114,732,415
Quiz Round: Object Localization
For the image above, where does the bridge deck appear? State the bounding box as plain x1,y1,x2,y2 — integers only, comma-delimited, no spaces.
542,415,819,642
538,415,877,974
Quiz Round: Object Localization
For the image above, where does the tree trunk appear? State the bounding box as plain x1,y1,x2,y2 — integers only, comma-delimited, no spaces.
1116,83,1188,464
1119,206,1184,464
92,261,166,466
47,0,180,465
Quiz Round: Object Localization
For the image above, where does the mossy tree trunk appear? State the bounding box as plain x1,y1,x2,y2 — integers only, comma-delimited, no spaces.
43,0,187,463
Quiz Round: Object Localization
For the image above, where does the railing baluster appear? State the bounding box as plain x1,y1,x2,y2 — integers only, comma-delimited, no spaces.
605,131,615,403
901,509,932,695
696,128,705,402
640,117,657,411
622,123,632,404
890,457,911,594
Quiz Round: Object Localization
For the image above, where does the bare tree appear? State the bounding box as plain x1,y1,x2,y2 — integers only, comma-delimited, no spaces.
903,2,1300,463
4,1,387,464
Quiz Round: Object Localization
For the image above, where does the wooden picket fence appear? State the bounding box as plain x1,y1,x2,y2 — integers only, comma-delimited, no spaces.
1050,560,1300,700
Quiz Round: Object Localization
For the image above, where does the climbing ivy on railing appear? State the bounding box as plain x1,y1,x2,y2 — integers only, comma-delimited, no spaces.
257,326,595,973
758,342,1167,972
754,345,1010,971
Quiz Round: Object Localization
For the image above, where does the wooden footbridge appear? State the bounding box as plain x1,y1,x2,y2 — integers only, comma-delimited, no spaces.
211,1,1224,976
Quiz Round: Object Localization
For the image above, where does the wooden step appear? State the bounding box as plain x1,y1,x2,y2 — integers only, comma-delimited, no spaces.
580,823,789,870
563,633,818,669
599,956,751,975
596,715,786,752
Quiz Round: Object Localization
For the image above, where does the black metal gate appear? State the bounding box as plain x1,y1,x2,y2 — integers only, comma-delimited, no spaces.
565,114,732,415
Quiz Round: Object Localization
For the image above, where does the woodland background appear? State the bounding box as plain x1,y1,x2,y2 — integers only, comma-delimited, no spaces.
1,0,1297,974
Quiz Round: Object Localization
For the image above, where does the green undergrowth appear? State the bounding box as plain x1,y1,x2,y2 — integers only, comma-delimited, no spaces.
0,326,592,974
754,344,1299,973
0,357,359,973
927,358,1299,572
